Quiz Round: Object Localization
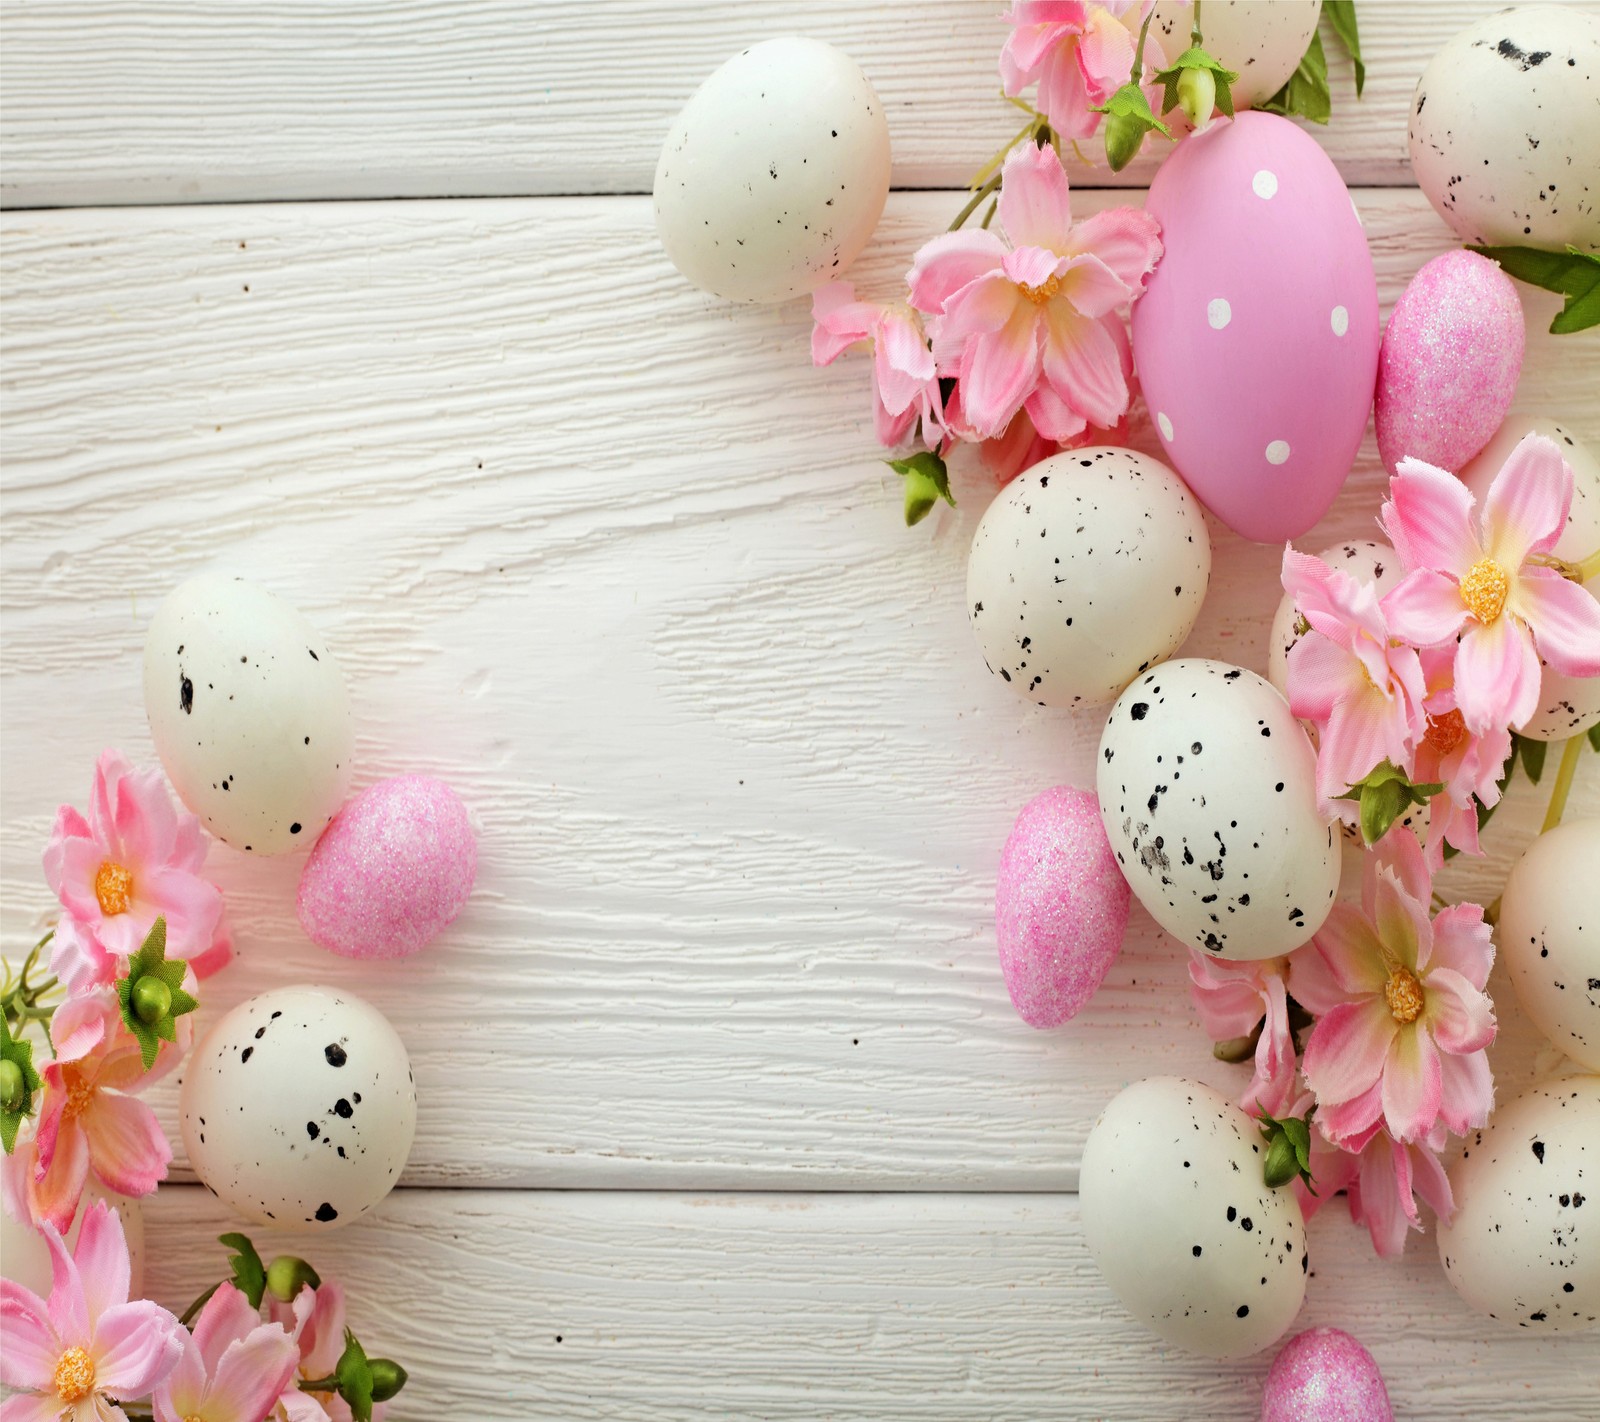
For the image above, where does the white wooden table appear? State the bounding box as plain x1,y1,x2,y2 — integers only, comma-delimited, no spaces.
3,3,1597,1416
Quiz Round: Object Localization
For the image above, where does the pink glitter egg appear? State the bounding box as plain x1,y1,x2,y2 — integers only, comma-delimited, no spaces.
297,775,476,960
1374,250,1523,476
1261,1327,1393,1422
995,786,1130,1029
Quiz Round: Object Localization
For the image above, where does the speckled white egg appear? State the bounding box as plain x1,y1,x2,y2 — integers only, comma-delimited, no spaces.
1266,540,1403,697
967,448,1211,709
1152,1,1323,109
654,37,891,303
1459,417,1600,740
1410,6,1600,249
1098,659,1338,960
1081,1076,1309,1358
1498,820,1600,1071
1,1184,143,1301
1438,1073,1599,1332
179,985,415,1230
144,574,354,855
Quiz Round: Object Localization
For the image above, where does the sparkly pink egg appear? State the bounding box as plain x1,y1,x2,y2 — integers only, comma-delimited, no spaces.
297,776,476,960
995,786,1130,1029
1261,1328,1393,1422
1374,250,1523,476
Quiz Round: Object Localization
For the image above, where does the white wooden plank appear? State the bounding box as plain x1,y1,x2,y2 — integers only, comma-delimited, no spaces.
2,191,1597,1189
133,1185,1596,1420
0,0,1574,207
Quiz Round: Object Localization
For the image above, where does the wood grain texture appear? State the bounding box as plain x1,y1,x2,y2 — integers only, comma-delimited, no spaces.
3,190,1596,1191
0,0,1580,208
134,1185,1597,1420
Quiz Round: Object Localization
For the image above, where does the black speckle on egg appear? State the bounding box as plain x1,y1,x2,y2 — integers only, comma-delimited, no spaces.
333,1098,353,1118
180,675,194,714
314,1202,339,1222
325,1043,347,1067
307,1121,320,1140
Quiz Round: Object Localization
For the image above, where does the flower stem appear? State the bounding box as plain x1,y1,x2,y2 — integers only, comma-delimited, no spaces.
1132,6,1157,79
1576,546,1600,583
179,1279,222,1328
949,170,1004,232
1191,0,1204,45
1541,733,1587,834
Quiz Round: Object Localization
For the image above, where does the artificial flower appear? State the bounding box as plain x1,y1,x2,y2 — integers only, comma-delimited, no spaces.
0,1200,184,1420
1338,1119,1455,1260
1379,434,1600,734
265,1279,382,1422
49,916,118,998
811,283,945,448
1294,825,1496,1144
1186,950,1297,1116
999,1,1160,140
1410,645,1513,866
908,141,1160,441
43,749,223,963
1281,547,1429,813
153,1283,300,1422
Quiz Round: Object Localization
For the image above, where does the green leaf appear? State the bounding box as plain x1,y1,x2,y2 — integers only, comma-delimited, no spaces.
337,1329,376,1422
1324,0,1365,97
886,451,954,527
1589,722,1600,753
1335,761,1442,846
1257,1109,1318,1194
114,917,198,1071
1153,45,1239,121
1,1014,43,1154
1091,80,1172,170
219,1232,267,1309
1258,29,1331,125
1468,245,1600,334
1517,733,1548,785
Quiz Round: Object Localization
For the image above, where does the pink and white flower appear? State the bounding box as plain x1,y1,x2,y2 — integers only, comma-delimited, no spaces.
44,749,223,963
908,140,1160,442
153,1284,300,1422
999,2,1160,140
1187,950,1297,1116
1410,646,1513,866
1379,435,1600,734
811,284,945,448
265,1279,379,1422
1281,547,1429,813
1337,1119,1455,1260
0,1200,184,1420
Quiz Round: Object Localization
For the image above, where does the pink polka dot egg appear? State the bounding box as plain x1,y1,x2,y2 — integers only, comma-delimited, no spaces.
298,775,476,960
1132,112,1380,543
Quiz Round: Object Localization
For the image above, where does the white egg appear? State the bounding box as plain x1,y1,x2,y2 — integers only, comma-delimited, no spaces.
1081,1076,1308,1358
967,448,1211,709
1410,6,1600,249
1266,540,1404,697
1,1183,143,1301
654,37,891,303
1098,659,1338,960
1498,820,1600,1071
144,574,355,854
1152,0,1324,109
1458,417,1600,740
1438,1073,1599,1332
180,985,416,1230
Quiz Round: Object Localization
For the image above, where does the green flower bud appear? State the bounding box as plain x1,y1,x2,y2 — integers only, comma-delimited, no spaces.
1102,111,1147,172
265,1254,322,1302
130,975,172,1025
0,1058,24,1113
369,1359,409,1402
1262,1130,1301,1190
1177,66,1217,129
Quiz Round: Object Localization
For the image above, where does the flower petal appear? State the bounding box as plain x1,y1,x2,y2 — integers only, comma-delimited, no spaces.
1435,1047,1495,1136
1427,902,1494,991
206,1327,302,1422
997,140,1075,252
809,282,877,365
1076,7,1136,96
1060,206,1162,294
1380,569,1469,648
135,866,223,961
1381,1026,1442,1142
1036,36,1099,138
1020,383,1088,446
1511,570,1600,680
1411,1136,1455,1223
1317,1078,1385,1144
1296,906,1388,1010
1284,631,1363,723
957,302,1042,438
1303,998,1396,1106
1380,458,1481,578
1454,614,1542,735
1353,1136,1415,1259
42,1216,89,1347
191,1283,261,1377
72,1202,131,1325
1423,966,1496,1055
80,1092,171,1199
906,230,1007,316
91,1299,184,1395
1040,303,1127,428
1480,432,1573,568
0,1393,72,1422
1316,691,1403,807
0,1287,61,1389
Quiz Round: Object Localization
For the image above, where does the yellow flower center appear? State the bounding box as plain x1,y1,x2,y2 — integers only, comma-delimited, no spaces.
1424,709,1468,756
1018,274,1061,305
1385,967,1425,1025
1460,557,1509,624
54,1345,96,1402
94,860,134,916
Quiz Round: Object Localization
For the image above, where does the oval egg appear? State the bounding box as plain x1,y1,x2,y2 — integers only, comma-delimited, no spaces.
144,574,354,855
1497,819,1600,1071
967,448,1210,709
180,985,416,1230
1098,659,1338,961
654,37,891,303
1410,5,1600,250
1437,1073,1600,1333
1458,416,1600,740
1132,113,1379,542
1152,0,1323,110
1081,1076,1308,1358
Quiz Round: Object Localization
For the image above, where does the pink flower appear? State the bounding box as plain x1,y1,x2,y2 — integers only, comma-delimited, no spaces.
908,141,1160,441
999,2,1159,140
1410,646,1512,866
1187,951,1296,1116
0,1200,184,1419
1281,547,1429,813
1339,1119,1455,1259
811,283,945,449
2,994,173,1234
1379,435,1600,734
265,1280,381,1422
1294,827,1495,1144
153,1284,300,1422
44,749,223,963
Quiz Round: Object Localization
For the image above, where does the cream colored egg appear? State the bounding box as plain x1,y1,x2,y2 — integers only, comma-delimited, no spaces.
654,38,890,303
1498,819,1600,1070
1438,1073,1600,1332
1098,659,1339,960
1081,1076,1308,1358
1458,418,1600,740
967,448,1210,710
1152,1,1324,110
0,1183,143,1301
180,985,415,1230
1410,6,1600,249
144,574,354,854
